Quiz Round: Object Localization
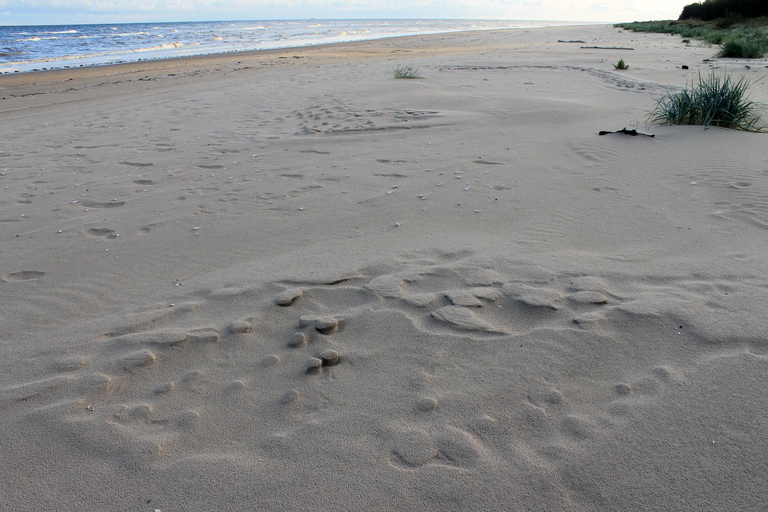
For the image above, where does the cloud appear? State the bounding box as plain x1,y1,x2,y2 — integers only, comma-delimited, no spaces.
0,0,690,25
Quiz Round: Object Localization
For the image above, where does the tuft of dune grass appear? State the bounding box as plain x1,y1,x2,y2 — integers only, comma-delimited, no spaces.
393,64,423,79
649,72,763,131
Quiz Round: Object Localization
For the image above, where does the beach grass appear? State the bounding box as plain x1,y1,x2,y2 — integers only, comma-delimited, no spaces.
394,64,423,79
616,19,768,57
613,58,630,70
649,72,763,131
717,34,768,57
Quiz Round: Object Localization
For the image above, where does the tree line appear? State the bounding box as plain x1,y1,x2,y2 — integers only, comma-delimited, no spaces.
680,0,768,21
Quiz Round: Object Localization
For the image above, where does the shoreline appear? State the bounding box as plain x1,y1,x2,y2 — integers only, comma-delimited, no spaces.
0,19,596,76
0,23,605,85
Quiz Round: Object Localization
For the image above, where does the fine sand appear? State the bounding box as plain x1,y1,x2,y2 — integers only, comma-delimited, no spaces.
1,24,767,510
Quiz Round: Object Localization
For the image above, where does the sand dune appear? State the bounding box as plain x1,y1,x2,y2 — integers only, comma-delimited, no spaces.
1,24,767,510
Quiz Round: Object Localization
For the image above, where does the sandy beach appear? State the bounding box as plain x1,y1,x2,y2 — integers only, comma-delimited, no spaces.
1,24,767,510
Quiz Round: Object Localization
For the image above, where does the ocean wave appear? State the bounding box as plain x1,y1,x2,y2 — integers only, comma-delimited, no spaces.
16,36,59,42
111,32,151,37
133,41,187,52
5,41,190,67
41,30,78,34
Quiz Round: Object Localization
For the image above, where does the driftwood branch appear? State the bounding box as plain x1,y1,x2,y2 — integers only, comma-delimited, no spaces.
599,128,655,137
581,46,635,50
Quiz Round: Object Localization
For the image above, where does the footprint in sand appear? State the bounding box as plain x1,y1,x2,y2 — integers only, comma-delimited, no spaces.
10,249,756,480
77,199,125,208
3,270,45,282
138,223,160,234
119,161,153,168
389,425,483,470
82,228,117,239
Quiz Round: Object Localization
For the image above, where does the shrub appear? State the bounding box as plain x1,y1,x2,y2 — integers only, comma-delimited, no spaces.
717,35,768,57
649,72,763,131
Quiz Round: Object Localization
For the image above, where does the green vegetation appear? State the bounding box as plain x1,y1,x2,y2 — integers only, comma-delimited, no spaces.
680,0,768,22
393,64,423,79
613,58,630,69
648,72,763,131
717,34,767,56
617,0,768,57
615,19,768,57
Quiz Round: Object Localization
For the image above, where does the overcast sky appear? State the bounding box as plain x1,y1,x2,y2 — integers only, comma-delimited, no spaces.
1,0,692,26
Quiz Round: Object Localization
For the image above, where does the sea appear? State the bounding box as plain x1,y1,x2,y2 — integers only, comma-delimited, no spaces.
0,19,588,74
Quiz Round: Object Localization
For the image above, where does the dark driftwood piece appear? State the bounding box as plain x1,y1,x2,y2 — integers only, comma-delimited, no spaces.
599,128,655,137
581,46,635,50
558,40,586,43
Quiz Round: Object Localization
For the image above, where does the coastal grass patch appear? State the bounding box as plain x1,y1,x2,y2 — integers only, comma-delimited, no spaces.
616,19,768,57
613,58,630,70
393,64,423,79
717,34,768,57
648,72,764,131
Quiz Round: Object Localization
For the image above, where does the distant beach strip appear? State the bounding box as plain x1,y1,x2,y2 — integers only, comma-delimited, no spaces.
0,19,592,73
